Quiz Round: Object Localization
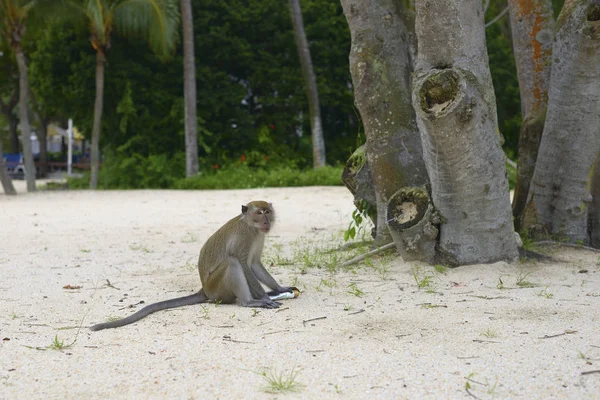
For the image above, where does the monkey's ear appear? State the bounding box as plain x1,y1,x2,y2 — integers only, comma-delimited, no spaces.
242,205,249,214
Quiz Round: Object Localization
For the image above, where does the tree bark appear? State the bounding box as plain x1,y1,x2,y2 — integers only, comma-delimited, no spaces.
15,46,36,192
590,154,600,248
0,88,20,153
0,137,17,195
523,0,600,244
341,0,430,251
289,0,326,168
30,90,49,178
412,0,518,265
90,50,106,190
181,0,199,177
508,0,555,231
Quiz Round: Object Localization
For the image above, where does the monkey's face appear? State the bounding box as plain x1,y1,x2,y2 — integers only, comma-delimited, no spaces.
243,201,275,233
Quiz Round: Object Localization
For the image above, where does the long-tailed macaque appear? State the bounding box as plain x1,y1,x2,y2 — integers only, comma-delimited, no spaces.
90,201,297,331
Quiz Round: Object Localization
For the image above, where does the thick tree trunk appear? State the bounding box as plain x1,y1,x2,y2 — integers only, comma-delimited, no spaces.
523,0,600,244
181,0,199,177
508,0,555,231
289,0,326,168
341,0,430,251
90,51,106,190
15,46,36,192
0,138,17,195
412,0,518,265
590,154,600,248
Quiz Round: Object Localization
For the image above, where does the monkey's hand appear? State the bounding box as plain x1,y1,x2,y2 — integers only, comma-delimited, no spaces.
267,286,298,296
267,287,300,299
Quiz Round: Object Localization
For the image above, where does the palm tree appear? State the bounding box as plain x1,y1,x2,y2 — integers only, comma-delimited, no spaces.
0,0,37,192
180,0,198,177
288,0,326,168
67,0,179,189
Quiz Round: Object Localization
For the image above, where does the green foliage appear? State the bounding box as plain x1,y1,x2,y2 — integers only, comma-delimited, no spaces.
175,164,343,190
68,148,185,189
344,200,372,242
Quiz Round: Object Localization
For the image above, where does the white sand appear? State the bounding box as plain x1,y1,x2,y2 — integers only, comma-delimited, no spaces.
1,181,599,399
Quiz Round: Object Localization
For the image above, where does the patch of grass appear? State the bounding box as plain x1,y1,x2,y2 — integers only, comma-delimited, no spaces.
79,249,91,253
347,282,364,297
496,277,505,289
412,267,435,291
200,305,210,319
516,271,536,288
343,304,353,311
434,264,448,274
179,259,196,272
259,367,303,393
536,285,554,299
481,328,500,338
129,243,151,253
180,232,198,243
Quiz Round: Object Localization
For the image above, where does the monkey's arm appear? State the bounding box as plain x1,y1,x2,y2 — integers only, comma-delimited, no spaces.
90,290,208,331
250,261,297,295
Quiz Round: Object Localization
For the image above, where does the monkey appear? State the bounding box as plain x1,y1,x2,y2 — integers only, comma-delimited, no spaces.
90,201,297,331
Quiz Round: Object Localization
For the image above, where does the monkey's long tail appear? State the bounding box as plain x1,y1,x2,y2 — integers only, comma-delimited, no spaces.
90,290,208,331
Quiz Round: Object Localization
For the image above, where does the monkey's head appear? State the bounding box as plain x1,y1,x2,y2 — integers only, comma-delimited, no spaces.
242,201,275,233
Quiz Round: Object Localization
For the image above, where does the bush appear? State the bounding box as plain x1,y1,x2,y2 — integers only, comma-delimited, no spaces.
67,151,185,189
174,164,343,189
67,154,343,190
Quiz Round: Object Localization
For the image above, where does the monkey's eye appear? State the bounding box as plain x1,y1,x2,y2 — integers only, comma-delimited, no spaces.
265,210,270,214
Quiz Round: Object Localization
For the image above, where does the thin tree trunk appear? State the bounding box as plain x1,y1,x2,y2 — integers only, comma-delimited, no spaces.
9,118,19,153
523,0,600,244
14,46,36,192
412,0,518,265
341,0,431,255
181,0,199,177
90,50,105,190
289,0,326,168
508,0,555,231
36,122,48,178
0,137,17,195
30,90,49,177
0,88,19,153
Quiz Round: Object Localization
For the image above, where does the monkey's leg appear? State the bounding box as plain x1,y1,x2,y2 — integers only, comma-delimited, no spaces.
90,290,208,331
208,257,281,308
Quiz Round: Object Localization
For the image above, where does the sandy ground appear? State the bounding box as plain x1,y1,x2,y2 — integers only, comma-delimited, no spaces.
1,180,600,399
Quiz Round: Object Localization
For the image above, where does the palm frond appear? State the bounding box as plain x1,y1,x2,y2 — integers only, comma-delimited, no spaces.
113,0,179,57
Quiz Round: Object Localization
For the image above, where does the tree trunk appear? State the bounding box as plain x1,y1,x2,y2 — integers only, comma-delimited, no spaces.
289,0,326,168
90,50,106,190
590,154,600,248
412,0,518,265
523,0,600,244
14,46,36,192
9,118,19,153
30,90,49,177
36,122,48,178
508,0,555,231
181,0,199,177
0,137,17,195
341,0,430,252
